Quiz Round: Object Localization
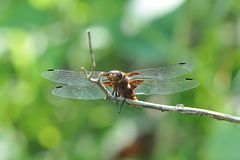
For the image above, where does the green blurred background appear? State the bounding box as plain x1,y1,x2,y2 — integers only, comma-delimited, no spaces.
1,0,240,159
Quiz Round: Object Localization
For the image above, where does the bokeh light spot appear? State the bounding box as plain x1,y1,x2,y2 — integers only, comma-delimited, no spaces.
28,0,55,10
38,126,62,149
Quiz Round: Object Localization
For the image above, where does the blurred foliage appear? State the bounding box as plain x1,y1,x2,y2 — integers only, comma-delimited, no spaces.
0,0,240,159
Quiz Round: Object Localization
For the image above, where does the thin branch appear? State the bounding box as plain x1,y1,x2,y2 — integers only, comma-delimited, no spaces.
124,98,240,124
81,30,111,96
85,29,96,79
82,30,240,124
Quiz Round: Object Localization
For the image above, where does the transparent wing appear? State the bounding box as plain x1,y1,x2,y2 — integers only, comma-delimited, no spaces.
129,63,193,80
134,78,199,95
52,83,106,100
42,69,103,85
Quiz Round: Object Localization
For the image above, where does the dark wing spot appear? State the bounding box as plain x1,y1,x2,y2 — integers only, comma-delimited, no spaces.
47,68,55,71
56,86,63,88
185,78,193,80
179,62,186,65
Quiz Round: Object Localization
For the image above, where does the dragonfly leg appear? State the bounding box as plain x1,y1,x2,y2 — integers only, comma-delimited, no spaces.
112,88,119,110
111,88,116,96
118,97,126,113
112,88,122,112
115,88,120,110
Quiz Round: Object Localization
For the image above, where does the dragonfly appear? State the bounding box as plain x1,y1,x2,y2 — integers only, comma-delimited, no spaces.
42,63,199,111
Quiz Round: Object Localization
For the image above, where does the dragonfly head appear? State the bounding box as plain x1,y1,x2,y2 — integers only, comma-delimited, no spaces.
106,70,123,83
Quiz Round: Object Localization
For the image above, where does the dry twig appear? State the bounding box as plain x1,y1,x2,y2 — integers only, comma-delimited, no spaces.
82,30,240,124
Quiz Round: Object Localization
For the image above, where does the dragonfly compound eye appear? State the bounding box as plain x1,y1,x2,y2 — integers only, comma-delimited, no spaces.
107,71,123,82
